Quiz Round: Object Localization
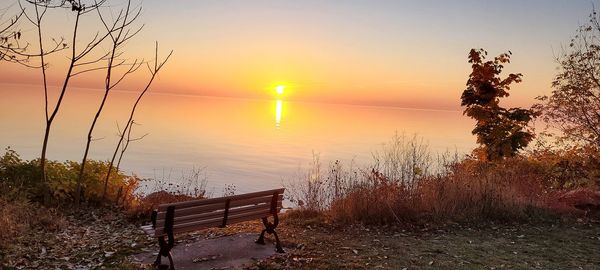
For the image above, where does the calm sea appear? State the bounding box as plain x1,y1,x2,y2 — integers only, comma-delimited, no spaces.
0,83,476,195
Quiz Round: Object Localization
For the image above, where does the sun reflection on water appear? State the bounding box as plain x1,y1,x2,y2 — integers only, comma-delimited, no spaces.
275,99,283,128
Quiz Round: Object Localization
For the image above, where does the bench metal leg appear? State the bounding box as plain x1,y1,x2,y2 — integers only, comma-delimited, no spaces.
255,216,285,253
166,252,175,270
272,230,284,253
153,252,161,267
153,236,175,270
256,229,267,245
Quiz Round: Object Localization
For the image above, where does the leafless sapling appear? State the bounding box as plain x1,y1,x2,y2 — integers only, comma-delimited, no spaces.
74,0,143,205
101,42,172,200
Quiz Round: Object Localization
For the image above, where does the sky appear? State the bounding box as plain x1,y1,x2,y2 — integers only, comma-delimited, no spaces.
0,0,595,110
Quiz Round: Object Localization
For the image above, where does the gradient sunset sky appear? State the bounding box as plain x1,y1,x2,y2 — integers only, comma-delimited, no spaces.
0,0,594,109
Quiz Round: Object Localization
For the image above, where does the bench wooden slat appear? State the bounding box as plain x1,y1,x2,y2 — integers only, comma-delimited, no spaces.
155,209,224,228
154,201,283,228
155,194,283,220
229,194,283,208
141,225,155,236
157,188,285,211
156,208,273,235
228,201,282,216
156,202,228,219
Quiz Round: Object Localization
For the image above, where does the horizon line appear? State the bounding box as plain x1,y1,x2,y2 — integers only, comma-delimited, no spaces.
0,81,463,113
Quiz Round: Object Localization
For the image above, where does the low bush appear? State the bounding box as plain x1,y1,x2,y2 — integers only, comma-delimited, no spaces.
0,147,138,206
0,148,207,220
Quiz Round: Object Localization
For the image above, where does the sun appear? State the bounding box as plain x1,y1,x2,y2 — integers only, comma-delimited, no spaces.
276,85,285,95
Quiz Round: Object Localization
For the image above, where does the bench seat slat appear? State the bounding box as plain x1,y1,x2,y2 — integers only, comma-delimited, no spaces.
141,225,155,236
157,188,285,211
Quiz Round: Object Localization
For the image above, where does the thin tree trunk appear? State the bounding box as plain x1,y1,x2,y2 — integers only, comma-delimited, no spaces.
40,9,80,204
33,1,51,205
75,31,116,206
36,5,80,205
102,44,172,199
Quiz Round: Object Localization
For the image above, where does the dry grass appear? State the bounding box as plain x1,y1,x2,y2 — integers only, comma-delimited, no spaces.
412,159,549,222
330,158,586,225
0,197,66,249
287,134,600,226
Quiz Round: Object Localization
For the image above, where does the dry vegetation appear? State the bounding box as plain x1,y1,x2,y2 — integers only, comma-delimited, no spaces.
0,148,207,268
286,134,600,226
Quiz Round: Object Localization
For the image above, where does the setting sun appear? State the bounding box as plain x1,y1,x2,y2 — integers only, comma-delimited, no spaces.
276,85,285,95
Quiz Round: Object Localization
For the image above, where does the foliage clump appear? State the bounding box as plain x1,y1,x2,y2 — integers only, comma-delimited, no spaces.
535,10,600,149
461,49,539,161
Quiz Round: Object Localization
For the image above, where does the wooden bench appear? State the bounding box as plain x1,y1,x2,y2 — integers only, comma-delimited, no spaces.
141,188,285,270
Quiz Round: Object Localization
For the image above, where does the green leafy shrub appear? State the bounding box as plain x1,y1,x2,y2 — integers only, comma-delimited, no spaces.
0,147,139,207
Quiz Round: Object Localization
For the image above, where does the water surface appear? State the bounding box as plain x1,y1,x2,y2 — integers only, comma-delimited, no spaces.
0,83,476,194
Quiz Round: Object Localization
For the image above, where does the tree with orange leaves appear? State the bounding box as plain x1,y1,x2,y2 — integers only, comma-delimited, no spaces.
461,49,539,161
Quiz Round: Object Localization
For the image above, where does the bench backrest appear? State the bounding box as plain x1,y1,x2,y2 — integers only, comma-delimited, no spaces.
152,188,284,236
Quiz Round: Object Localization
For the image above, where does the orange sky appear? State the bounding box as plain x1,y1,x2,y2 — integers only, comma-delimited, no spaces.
0,0,593,110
